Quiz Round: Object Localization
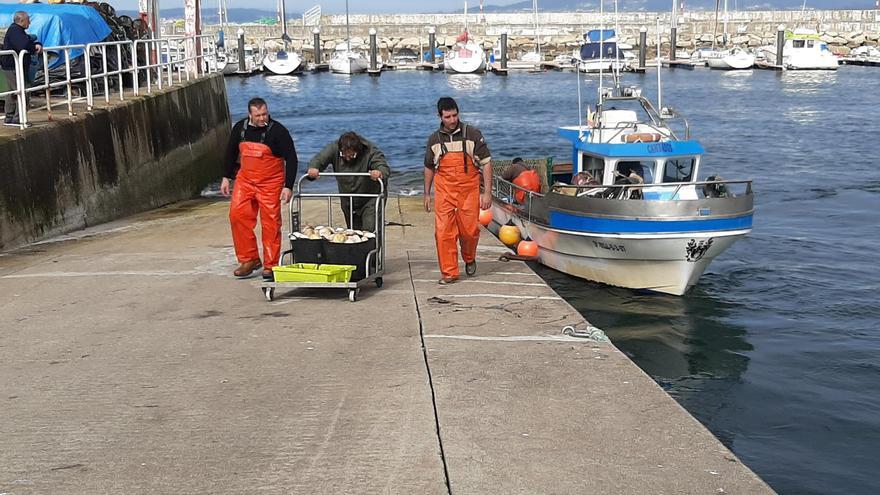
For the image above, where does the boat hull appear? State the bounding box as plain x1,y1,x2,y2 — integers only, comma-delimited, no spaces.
488,192,751,295
263,51,302,75
707,52,755,70
329,54,368,74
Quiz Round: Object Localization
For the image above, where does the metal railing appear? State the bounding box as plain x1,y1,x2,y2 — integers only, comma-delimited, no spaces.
1,35,219,130
0,48,28,126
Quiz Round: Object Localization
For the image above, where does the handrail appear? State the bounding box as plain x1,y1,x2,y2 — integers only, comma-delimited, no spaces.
2,35,218,130
0,49,27,128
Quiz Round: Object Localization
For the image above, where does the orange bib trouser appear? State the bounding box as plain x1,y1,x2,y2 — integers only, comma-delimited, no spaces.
230,142,285,269
434,151,481,279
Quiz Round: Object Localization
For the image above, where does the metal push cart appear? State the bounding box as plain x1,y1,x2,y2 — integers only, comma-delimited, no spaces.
260,172,386,302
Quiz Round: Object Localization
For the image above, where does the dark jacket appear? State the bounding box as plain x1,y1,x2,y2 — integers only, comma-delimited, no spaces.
1,23,41,71
309,136,391,196
223,117,299,189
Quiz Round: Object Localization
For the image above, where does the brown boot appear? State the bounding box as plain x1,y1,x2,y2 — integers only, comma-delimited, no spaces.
233,260,262,278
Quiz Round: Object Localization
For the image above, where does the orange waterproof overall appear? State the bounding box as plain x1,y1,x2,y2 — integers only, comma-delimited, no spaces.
434,148,481,279
229,141,285,269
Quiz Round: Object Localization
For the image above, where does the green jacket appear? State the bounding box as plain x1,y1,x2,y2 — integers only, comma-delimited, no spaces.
309,137,392,196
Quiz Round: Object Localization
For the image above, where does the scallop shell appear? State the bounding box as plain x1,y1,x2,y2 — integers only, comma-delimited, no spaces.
363,232,376,239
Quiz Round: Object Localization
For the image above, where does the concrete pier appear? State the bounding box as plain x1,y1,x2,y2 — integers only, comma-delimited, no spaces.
0,196,774,493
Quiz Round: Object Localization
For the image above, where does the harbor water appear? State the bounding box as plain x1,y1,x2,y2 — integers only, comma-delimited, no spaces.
224,67,880,495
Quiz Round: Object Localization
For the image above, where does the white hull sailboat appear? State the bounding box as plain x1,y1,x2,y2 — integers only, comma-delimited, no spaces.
707,47,755,69
262,0,303,74
445,2,486,74
329,0,368,75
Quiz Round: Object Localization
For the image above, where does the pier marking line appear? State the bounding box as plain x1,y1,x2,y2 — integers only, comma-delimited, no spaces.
424,334,599,343
433,293,562,301
413,279,546,287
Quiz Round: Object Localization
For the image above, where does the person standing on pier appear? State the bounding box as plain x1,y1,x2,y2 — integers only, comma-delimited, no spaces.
307,131,391,232
221,97,298,280
423,97,493,284
1,11,42,127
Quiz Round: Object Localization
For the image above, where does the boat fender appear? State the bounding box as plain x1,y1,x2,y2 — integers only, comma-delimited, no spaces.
623,133,662,143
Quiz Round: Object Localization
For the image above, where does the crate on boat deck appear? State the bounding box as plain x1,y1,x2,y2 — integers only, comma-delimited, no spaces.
272,263,356,283
323,237,377,282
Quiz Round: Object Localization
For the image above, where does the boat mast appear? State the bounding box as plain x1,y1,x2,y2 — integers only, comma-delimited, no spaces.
711,0,719,50
345,0,351,52
464,1,469,35
722,0,729,47
612,0,621,91
533,0,539,57
279,0,289,50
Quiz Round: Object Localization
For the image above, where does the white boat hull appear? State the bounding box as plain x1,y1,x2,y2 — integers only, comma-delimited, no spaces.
329,53,368,74
707,51,755,69
263,51,302,75
445,42,487,73
489,204,748,295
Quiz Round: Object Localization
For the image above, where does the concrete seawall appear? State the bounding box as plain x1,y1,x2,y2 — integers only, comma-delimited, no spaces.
0,75,230,251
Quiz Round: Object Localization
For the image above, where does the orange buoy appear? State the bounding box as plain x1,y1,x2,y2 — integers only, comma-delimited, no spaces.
517,239,538,257
478,208,493,227
513,169,542,203
499,224,521,246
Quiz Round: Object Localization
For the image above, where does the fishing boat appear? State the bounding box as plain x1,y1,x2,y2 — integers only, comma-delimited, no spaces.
486,20,754,295
328,0,368,74
261,0,303,75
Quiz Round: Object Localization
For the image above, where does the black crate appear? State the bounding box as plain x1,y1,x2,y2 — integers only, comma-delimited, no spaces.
323,238,377,281
290,238,325,264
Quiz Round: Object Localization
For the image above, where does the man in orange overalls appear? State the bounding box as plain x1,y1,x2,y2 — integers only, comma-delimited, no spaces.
424,97,493,284
221,98,298,280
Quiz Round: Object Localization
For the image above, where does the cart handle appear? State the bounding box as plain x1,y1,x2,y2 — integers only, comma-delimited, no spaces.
296,172,386,197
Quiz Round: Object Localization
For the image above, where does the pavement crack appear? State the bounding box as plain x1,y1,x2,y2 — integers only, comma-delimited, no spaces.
407,250,452,495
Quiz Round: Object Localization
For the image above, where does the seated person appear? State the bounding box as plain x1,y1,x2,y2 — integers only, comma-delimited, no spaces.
502,157,541,203
614,162,645,199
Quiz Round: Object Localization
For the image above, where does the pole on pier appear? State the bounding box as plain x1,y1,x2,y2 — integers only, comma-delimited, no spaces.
776,24,785,68
237,28,246,72
313,28,321,64
639,26,647,69
428,27,436,64
500,32,508,70
368,27,380,76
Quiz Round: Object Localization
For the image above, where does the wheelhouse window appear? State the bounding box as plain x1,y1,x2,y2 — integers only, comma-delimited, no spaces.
662,158,695,183
615,160,654,184
793,40,805,48
582,154,605,183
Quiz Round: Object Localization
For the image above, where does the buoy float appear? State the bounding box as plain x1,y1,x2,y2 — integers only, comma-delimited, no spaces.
498,224,521,246
517,238,538,257
478,208,493,227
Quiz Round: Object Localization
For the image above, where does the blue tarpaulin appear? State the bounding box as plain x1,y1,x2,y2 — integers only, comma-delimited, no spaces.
584,29,616,42
0,4,112,68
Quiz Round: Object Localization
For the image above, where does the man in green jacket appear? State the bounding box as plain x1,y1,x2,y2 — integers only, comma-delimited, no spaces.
307,131,391,232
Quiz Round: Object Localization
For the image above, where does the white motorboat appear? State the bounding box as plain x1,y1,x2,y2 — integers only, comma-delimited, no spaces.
757,28,838,70
574,29,628,73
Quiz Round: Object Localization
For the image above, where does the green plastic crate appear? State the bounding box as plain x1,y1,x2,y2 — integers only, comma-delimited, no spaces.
272,263,356,283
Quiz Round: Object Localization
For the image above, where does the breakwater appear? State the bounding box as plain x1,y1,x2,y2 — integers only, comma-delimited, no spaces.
193,9,880,58
0,75,230,250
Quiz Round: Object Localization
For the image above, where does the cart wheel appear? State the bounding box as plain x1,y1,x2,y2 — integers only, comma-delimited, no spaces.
375,277,383,288
348,289,358,302
263,287,275,302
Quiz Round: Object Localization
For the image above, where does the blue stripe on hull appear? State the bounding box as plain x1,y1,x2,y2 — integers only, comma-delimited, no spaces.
549,211,753,234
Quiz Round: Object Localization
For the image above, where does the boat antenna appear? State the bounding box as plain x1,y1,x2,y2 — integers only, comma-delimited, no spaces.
345,0,351,53
656,16,663,112
598,0,604,103
577,48,584,140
